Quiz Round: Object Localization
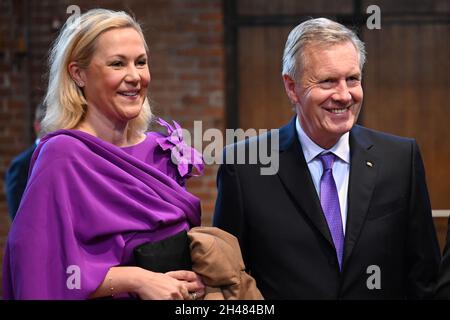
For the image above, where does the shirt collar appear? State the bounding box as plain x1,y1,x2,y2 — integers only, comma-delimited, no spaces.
295,115,350,164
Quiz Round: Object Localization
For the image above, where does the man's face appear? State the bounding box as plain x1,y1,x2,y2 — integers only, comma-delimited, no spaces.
286,41,363,148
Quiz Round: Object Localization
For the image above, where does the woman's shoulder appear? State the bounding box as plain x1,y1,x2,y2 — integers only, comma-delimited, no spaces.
31,131,98,173
25,132,91,184
39,132,89,157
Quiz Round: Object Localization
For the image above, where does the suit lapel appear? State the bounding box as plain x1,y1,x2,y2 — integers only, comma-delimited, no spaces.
276,118,334,248
343,126,379,268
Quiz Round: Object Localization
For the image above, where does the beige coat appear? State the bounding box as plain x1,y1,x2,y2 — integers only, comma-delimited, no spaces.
188,226,264,300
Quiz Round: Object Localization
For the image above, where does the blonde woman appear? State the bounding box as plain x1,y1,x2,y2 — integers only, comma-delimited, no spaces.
3,9,205,300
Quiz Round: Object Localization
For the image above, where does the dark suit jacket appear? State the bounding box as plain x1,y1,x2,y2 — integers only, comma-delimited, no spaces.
213,117,440,299
5,143,37,220
435,217,450,299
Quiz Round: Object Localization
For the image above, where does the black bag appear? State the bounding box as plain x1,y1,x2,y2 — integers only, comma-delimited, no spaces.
133,230,192,273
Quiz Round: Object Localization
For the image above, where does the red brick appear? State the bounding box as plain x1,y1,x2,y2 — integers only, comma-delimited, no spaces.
199,12,223,22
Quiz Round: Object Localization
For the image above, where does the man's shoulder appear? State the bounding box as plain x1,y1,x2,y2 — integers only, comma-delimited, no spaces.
222,130,275,164
224,130,274,152
220,129,281,177
223,117,296,154
352,125,415,147
9,144,36,167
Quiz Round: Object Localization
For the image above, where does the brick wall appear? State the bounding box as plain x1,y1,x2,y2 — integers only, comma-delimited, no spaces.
0,0,224,297
138,0,224,224
0,0,34,298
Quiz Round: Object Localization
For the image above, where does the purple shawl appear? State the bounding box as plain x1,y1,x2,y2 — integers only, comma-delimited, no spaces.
3,122,203,299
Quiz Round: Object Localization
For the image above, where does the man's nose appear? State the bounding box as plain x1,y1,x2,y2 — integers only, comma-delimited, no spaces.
331,81,352,104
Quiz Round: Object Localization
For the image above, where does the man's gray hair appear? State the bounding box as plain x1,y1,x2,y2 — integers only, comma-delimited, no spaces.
282,18,366,79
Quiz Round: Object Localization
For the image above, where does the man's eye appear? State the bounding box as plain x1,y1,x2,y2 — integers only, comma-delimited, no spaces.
347,77,361,85
319,79,335,88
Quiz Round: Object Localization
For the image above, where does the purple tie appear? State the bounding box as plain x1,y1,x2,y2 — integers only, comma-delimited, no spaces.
319,153,344,270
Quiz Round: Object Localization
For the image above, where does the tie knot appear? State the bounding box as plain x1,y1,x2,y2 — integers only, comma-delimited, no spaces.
319,153,335,171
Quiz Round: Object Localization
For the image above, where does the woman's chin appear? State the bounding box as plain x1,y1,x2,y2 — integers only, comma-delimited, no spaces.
120,105,143,120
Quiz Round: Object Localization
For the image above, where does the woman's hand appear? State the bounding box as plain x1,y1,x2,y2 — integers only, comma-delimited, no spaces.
166,270,206,300
132,268,193,300
90,267,205,300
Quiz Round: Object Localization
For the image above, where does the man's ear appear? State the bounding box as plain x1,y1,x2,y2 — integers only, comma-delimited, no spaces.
68,62,85,88
282,74,299,104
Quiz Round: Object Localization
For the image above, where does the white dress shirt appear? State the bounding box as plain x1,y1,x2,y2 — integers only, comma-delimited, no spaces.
295,117,350,234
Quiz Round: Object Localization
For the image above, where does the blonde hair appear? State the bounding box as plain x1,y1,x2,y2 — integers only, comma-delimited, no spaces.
282,18,366,80
42,8,152,138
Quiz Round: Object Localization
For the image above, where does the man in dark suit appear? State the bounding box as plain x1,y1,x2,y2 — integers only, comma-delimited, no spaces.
435,220,450,298
5,104,45,220
213,18,440,299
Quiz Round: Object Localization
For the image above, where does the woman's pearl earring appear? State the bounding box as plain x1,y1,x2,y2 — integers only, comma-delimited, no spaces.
75,80,84,87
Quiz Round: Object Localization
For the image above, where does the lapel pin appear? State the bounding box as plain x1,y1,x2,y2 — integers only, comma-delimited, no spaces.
366,161,373,168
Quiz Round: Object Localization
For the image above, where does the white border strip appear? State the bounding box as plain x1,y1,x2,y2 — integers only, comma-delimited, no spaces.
432,210,450,218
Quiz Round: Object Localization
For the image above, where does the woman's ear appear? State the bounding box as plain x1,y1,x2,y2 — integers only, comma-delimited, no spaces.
282,74,299,105
68,62,85,88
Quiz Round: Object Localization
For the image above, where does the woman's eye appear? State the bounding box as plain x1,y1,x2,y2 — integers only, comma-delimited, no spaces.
137,60,147,66
110,61,123,67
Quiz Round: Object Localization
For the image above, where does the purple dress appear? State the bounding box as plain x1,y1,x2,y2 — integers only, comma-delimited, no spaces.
2,120,203,299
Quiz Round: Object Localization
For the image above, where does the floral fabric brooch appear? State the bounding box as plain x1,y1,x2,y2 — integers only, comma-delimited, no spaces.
155,118,205,179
